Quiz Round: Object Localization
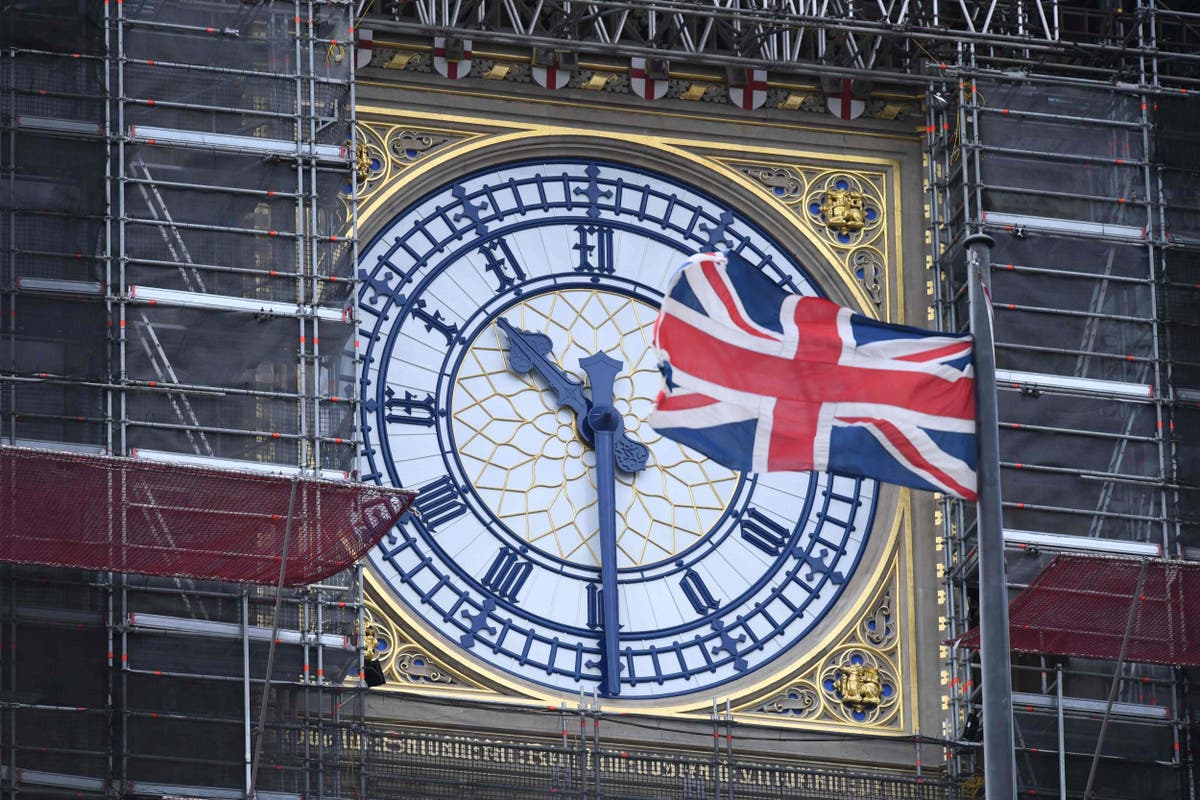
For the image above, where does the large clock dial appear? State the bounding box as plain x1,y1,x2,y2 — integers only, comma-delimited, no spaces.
358,158,879,700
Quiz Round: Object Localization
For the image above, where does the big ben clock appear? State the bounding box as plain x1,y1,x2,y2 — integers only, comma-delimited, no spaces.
357,156,884,702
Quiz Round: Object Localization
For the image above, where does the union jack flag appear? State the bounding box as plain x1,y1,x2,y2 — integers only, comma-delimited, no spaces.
649,252,978,500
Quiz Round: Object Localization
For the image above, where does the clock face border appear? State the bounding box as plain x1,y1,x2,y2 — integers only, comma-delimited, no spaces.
352,119,919,729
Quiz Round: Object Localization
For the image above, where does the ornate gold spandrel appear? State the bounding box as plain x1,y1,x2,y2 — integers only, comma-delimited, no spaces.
359,597,489,691
743,564,904,731
348,121,475,206
723,160,889,310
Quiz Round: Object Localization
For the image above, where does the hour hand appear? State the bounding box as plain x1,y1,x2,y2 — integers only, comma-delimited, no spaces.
496,317,593,442
581,353,649,474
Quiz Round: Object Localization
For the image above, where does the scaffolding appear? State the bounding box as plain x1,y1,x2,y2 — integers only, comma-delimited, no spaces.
0,0,1197,797
919,10,1200,798
1,2,372,800
355,0,1200,797
366,0,1200,91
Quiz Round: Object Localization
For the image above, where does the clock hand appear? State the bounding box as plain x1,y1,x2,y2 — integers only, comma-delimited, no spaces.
580,351,624,697
497,317,593,442
497,317,649,473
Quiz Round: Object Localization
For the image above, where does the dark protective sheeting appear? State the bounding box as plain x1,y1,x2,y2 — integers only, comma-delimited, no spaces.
957,555,1200,666
0,447,413,586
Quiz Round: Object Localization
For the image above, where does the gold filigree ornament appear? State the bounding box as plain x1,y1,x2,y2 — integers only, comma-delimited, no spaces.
803,172,885,249
387,129,451,165
354,140,372,183
860,589,895,647
819,188,867,234
758,682,822,720
394,644,454,685
357,606,393,666
360,619,381,657
345,124,389,200
833,663,883,712
850,247,886,309
741,165,805,201
820,648,900,725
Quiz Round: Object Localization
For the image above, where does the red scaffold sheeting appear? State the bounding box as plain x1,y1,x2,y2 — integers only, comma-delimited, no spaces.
956,554,1200,666
0,446,414,586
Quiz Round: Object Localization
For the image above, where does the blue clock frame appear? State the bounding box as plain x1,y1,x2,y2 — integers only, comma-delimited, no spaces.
357,158,879,700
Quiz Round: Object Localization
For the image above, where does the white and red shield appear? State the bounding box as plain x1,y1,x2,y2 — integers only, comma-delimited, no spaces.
355,28,373,70
433,37,472,80
630,57,668,101
727,69,767,110
532,62,571,90
826,78,867,120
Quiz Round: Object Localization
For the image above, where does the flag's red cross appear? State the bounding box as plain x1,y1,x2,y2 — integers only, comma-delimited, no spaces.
660,259,975,497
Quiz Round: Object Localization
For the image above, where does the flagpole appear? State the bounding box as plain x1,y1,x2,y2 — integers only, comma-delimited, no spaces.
965,232,1016,799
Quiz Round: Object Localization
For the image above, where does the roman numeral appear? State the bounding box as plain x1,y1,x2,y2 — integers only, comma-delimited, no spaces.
479,239,527,292
382,387,437,427
573,224,614,274
481,546,533,602
679,569,720,614
409,297,459,345
411,475,467,532
739,507,793,556
586,582,602,629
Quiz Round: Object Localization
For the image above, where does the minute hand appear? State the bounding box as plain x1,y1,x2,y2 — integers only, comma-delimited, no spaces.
497,318,649,473
496,317,592,442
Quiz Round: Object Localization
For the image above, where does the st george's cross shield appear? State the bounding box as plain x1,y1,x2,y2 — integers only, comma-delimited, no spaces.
826,77,868,120
355,28,373,70
630,57,669,100
532,61,572,90
727,68,768,110
433,37,472,80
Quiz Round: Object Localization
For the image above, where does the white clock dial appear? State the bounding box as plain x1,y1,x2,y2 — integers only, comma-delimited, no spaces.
359,158,877,699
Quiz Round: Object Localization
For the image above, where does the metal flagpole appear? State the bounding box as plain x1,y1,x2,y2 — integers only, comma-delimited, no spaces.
965,232,1016,799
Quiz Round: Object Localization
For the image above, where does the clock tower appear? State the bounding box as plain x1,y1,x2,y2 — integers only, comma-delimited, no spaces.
352,42,938,771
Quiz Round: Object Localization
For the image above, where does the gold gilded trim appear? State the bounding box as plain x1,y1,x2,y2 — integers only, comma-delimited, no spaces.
354,107,907,317
357,79,921,143
353,99,921,733
731,505,913,732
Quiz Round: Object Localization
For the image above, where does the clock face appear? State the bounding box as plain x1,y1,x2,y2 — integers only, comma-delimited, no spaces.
358,158,879,700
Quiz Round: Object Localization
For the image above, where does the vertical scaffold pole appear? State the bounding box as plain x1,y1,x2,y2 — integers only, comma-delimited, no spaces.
248,477,299,800
966,231,1016,799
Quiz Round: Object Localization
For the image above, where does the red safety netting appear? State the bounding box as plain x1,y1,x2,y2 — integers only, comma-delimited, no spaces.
956,554,1200,666
0,446,414,586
